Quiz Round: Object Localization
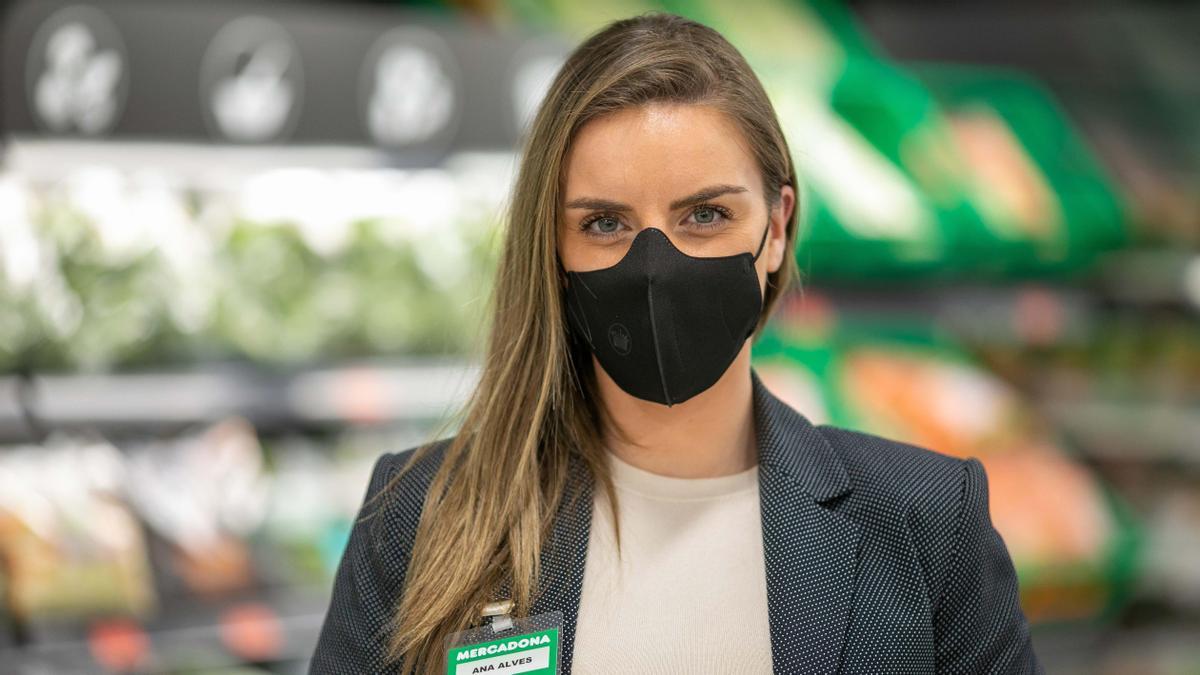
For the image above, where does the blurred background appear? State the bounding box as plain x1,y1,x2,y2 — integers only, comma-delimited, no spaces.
0,0,1197,673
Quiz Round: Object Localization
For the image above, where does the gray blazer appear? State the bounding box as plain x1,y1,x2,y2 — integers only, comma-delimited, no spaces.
310,368,1044,674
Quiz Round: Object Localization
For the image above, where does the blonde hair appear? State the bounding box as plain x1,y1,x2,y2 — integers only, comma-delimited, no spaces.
380,12,801,672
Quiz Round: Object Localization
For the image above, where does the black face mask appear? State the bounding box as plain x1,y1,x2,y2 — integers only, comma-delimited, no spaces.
562,222,770,406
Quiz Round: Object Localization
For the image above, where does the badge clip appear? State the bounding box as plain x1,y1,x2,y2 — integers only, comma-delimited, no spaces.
482,598,515,633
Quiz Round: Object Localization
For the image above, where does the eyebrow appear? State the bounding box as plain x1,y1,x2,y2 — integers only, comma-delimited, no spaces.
564,184,749,212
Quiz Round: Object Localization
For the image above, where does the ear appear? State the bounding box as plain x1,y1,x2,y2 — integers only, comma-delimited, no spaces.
768,185,795,275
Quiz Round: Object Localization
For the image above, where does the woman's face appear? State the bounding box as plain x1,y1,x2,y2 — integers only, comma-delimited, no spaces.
558,103,793,289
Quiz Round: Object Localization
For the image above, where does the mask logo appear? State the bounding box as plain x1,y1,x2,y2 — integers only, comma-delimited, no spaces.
608,323,632,355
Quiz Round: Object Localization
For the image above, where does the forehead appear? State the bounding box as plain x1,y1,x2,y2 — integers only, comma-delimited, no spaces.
562,103,760,203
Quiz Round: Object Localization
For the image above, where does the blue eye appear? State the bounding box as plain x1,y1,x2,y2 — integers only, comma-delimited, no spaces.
580,214,624,239
688,204,732,229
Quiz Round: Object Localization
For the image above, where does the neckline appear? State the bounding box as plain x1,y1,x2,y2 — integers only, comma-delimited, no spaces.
604,448,759,500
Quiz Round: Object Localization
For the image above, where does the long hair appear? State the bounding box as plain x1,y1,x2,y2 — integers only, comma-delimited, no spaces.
381,12,801,672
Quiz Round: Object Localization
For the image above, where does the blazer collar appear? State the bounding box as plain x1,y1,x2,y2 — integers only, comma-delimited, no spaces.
525,366,860,674
748,367,852,503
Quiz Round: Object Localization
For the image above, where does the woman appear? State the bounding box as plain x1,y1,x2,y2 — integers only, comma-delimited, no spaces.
310,12,1043,675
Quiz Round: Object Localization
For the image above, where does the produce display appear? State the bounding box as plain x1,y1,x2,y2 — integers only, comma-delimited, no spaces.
0,166,503,372
0,417,432,670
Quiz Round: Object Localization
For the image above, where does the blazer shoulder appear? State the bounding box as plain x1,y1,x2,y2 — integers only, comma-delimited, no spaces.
369,436,455,519
383,436,455,492
308,437,455,672
814,423,966,509
355,437,455,562
814,423,984,610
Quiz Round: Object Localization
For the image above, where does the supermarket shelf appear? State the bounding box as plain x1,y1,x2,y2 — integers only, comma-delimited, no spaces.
1090,249,1200,311
800,248,1200,312
0,591,330,674
0,359,480,442
4,137,393,188
1031,617,1200,675
1042,398,1200,466
795,282,1101,346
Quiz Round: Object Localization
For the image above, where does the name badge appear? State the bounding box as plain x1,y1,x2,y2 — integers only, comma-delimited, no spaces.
445,608,562,675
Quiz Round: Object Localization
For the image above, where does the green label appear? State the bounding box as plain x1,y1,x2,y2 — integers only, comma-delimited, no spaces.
446,627,559,675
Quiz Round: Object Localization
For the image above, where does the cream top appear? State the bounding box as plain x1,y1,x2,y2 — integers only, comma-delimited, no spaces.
571,448,774,673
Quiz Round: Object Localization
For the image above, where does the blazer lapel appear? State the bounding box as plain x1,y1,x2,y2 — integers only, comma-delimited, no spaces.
752,368,860,674
528,446,593,672
525,367,860,674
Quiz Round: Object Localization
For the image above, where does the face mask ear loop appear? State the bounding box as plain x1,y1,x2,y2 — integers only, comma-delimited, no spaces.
751,219,771,262
556,255,569,287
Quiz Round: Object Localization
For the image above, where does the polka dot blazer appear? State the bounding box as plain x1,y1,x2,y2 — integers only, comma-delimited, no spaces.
310,368,1044,674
